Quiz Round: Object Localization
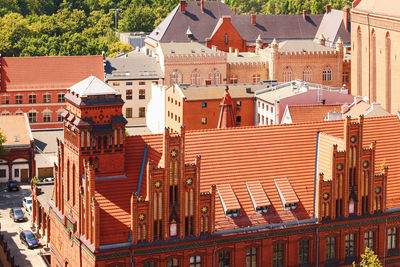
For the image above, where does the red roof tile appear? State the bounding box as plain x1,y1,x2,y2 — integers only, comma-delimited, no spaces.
287,104,342,123
1,56,104,91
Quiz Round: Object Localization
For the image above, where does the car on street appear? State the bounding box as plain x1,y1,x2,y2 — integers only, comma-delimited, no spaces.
22,197,33,213
6,180,19,191
10,208,25,222
19,230,39,249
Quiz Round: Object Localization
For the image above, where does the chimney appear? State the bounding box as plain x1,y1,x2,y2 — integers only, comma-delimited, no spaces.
233,7,237,15
180,0,186,12
222,16,231,23
201,0,204,12
229,47,233,53
251,14,256,25
211,45,217,51
302,10,307,20
235,48,239,56
325,4,331,13
343,7,350,31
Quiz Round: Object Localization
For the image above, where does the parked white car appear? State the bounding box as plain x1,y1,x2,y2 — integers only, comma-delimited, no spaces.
22,197,33,214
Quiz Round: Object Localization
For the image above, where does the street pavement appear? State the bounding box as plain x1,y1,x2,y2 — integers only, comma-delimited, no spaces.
0,184,45,267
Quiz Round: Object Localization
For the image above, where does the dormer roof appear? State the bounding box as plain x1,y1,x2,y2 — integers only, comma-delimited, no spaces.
69,76,118,97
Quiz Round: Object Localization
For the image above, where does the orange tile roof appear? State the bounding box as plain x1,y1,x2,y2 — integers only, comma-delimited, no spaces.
274,177,299,205
1,56,104,91
287,104,342,123
0,114,32,147
96,115,400,239
216,184,241,213
246,181,271,209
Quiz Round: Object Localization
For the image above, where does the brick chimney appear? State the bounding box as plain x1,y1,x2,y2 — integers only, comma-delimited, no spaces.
222,15,231,23
233,7,237,15
201,0,204,12
343,7,350,31
325,4,331,13
302,10,307,20
180,0,186,12
251,14,256,25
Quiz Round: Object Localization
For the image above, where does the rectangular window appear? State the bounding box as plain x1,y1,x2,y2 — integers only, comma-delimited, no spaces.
299,239,309,265
15,95,23,104
2,96,9,104
28,112,37,123
246,247,257,267
225,34,229,45
343,72,349,83
14,168,19,178
236,101,242,106
0,169,6,178
236,116,241,124
201,118,207,124
112,82,120,86
58,94,65,103
126,108,133,118
43,94,51,103
43,113,51,122
126,82,133,85
202,102,207,108
139,89,146,100
388,228,397,251
126,90,133,100
219,251,230,267
139,81,146,85
189,256,201,267
326,237,336,261
345,233,355,257
139,107,145,118
273,244,283,267
365,231,374,251
29,94,36,104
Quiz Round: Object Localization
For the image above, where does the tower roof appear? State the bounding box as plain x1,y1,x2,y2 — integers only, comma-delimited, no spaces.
69,76,118,97
217,88,235,128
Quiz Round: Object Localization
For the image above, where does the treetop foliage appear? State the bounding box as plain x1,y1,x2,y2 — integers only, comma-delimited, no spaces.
0,0,351,57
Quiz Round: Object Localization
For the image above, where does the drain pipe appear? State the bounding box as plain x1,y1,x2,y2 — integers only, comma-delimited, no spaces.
212,240,216,267
316,225,319,267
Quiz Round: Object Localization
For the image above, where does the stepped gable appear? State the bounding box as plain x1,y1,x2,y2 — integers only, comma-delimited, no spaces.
147,1,234,43
1,55,104,91
95,116,400,235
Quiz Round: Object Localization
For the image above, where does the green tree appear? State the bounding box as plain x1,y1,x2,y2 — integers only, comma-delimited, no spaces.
0,129,8,155
353,247,383,267
119,4,155,32
107,41,133,57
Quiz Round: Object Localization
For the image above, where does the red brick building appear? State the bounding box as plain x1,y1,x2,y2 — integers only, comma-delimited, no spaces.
49,76,400,266
0,55,104,129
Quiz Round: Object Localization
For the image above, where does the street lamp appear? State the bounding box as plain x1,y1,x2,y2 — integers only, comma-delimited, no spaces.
111,8,122,31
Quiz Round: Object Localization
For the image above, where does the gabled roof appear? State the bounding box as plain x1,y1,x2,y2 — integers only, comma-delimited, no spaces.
105,53,163,80
147,1,234,43
343,101,391,118
96,116,400,243
0,114,32,148
353,0,400,19
284,104,342,124
1,55,104,91
314,9,350,46
69,76,118,97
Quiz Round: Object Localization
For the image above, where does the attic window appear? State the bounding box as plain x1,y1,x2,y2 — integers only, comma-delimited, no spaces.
274,178,299,210
14,136,19,142
246,181,270,213
217,184,241,217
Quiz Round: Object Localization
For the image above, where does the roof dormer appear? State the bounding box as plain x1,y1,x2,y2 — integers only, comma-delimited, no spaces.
274,178,299,210
217,184,241,217
246,181,270,213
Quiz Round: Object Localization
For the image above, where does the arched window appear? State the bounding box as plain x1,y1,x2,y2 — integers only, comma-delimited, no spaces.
322,67,332,81
370,29,376,102
209,69,221,85
171,69,182,85
283,66,292,82
167,258,179,267
72,164,76,206
191,69,201,85
303,66,312,82
357,26,362,96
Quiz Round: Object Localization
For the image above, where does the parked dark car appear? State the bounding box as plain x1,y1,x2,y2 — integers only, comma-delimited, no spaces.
6,180,19,191
19,230,39,249
9,208,25,222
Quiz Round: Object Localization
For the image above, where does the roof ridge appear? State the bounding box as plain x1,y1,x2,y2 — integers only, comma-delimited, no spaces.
2,55,102,60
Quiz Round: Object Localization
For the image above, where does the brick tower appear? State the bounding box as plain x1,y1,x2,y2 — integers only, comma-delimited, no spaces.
217,87,235,128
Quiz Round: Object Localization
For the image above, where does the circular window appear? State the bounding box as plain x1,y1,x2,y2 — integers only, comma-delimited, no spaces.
363,161,369,168
201,206,208,214
186,177,193,186
336,163,343,171
375,186,382,194
138,213,146,221
154,180,162,189
350,136,357,143
323,192,330,200
170,149,178,158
